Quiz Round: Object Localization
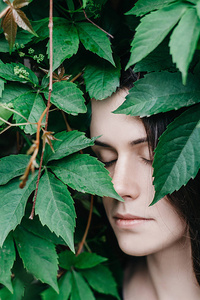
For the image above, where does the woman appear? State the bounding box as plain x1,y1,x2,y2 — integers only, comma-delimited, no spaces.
90,76,200,299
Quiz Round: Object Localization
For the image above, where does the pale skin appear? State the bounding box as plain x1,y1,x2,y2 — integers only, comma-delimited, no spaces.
90,89,200,300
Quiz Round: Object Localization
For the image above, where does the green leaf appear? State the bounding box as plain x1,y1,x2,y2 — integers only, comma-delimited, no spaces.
0,103,13,126
0,234,15,292
74,252,107,269
41,271,72,300
196,1,200,18
114,72,200,117
126,3,188,69
13,92,46,135
44,81,86,116
47,20,79,71
58,250,76,270
0,173,37,247
14,226,59,292
169,8,200,84
0,61,38,86
0,278,24,300
0,78,5,97
58,251,107,270
152,104,200,204
21,215,66,245
81,265,120,300
35,171,76,252
76,22,115,66
0,82,32,104
134,39,175,72
83,60,120,100
71,270,95,300
50,153,123,201
44,130,94,163
0,154,30,185
126,0,178,16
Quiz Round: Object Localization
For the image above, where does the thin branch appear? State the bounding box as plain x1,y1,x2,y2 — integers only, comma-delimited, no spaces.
76,195,94,256
29,0,53,219
79,0,114,39
70,71,83,83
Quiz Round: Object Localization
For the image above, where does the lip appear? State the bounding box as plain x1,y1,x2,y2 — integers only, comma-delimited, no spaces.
113,213,153,227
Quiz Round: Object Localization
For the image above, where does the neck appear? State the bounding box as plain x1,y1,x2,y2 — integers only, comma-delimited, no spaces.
146,237,200,300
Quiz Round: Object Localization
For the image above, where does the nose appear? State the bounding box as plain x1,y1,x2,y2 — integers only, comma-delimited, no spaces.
112,157,140,201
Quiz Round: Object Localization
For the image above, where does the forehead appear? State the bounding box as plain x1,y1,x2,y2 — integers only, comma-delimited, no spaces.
90,90,147,144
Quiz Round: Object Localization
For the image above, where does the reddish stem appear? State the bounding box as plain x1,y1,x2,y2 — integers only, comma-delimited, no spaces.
29,0,53,219
76,195,94,256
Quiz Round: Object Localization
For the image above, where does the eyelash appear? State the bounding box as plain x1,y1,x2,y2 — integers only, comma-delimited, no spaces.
100,158,153,168
101,159,116,168
142,158,153,165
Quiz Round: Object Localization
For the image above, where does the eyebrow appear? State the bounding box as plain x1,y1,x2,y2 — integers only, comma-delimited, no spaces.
94,137,148,148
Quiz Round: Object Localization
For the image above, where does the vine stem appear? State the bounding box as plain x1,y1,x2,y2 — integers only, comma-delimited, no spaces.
29,0,53,219
76,195,94,256
79,0,114,39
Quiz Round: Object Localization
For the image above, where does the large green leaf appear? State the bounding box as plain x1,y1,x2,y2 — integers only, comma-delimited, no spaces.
0,278,24,300
83,60,120,100
0,103,13,126
14,226,59,292
125,0,177,16
126,3,189,69
0,154,30,185
44,130,94,163
0,173,37,247
0,83,32,104
35,171,76,252
47,20,79,71
21,215,66,245
169,8,200,84
0,61,38,86
134,39,175,72
50,153,123,201
0,78,5,97
71,270,95,300
152,104,200,204
76,22,115,66
41,271,72,300
81,265,120,300
14,92,46,135
44,81,86,116
0,234,15,293
114,72,200,117
58,250,107,270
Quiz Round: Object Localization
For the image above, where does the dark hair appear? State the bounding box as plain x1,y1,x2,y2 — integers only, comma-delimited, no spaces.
120,68,200,285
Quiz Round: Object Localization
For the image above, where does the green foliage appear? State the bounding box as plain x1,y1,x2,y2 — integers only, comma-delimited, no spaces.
50,153,123,200
152,104,200,204
114,72,200,116
83,59,120,100
0,234,15,292
0,173,37,247
14,226,59,292
0,154,30,185
0,0,200,298
44,81,86,115
35,170,76,252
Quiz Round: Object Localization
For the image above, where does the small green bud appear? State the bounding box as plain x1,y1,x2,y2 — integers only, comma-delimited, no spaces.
28,48,35,54
19,52,25,57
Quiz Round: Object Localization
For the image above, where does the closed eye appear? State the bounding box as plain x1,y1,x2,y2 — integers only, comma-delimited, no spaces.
142,157,153,165
100,159,117,168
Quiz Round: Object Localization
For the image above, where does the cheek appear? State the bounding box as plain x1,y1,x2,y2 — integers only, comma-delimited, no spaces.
102,197,113,218
154,199,188,239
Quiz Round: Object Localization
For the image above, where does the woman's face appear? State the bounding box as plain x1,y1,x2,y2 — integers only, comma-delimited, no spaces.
90,90,188,256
